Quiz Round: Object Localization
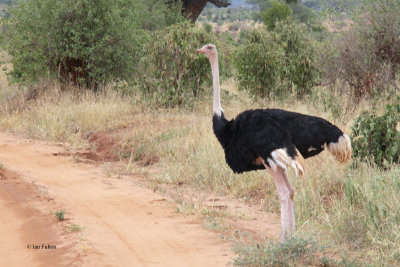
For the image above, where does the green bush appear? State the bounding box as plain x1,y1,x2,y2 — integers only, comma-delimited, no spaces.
352,97,400,168
234,20,321,98
234,28,285,98
289,2,316,25
274,20,321,98
55,210,65,221
261,0,292,30
5,0,183,88
204,23,213,33
137,21,218,107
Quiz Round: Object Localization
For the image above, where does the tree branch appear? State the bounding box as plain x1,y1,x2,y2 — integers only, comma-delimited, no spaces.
166,0,232,22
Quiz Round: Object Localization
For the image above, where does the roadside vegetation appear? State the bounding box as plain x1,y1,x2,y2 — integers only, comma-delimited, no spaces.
0,0,399,265
55,210,65,221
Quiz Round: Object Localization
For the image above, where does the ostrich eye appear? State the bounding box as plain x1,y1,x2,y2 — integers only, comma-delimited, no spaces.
207,46,212,50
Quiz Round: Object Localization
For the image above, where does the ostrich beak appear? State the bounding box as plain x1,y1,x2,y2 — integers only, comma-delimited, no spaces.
197,47,206,54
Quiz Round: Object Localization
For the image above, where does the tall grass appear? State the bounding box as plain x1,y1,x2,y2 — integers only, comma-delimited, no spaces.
0,82,136,145
0,51,11,90
0,76,399,264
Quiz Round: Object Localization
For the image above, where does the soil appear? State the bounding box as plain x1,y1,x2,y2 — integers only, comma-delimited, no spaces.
0,132,236,266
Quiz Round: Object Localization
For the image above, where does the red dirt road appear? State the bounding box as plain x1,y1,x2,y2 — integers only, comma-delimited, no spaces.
0,132,234,266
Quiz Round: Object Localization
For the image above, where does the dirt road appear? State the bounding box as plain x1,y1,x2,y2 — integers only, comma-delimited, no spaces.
0,132,234,266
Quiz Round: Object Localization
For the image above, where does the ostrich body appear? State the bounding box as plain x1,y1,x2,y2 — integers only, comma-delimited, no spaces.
197,44,352,240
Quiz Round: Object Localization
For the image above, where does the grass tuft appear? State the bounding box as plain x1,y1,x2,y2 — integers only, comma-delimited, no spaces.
67,224,84,232
232,234,367,267
55,210,65,221
233,235,326,266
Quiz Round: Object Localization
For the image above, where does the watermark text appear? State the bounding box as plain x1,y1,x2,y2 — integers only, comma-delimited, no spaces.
26,244,57,250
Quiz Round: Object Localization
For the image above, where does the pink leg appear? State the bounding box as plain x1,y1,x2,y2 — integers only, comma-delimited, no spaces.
266,167,295,241
281,171,295,234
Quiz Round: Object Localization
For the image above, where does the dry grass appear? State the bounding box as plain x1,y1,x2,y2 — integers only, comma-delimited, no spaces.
1,69,399,264
0,82,136,146
0,51,11,89
198,20,262,38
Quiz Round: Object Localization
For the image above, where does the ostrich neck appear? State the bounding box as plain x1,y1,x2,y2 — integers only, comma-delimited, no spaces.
210,55,222,117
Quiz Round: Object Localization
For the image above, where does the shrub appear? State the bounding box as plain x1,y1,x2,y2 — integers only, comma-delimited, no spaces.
55,210,65,221
261,0,292,30
289,2,316,25
352,97,400,168
5,0,183,88
323,0,400,101
234,29,285,98
5,0,136,87
204,23,213,33
274,20,321,98
234,28,285,98
234,20,321,98
137,21,217,107
228,22,241,32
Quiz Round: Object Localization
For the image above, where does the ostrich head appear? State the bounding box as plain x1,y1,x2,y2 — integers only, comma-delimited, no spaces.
197,44,217,60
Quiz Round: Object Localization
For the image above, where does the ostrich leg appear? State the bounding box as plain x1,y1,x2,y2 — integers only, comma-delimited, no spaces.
267,167,295,241
281,170,295,234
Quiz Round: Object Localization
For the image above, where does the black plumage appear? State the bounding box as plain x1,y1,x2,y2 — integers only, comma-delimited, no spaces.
213,109,344,174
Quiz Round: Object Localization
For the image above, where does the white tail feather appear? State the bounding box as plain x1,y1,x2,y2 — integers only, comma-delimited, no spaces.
327,134,352,163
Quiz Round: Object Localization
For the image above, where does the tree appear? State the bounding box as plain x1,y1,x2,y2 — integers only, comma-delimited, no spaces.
137,21,217,106
253,0,300,22
235,19,321,98
274,20,321,97
290,2,316,25
261,1,292,30
235,28,285,98
5,0,183,88
322,0,400,100
167,0,231,22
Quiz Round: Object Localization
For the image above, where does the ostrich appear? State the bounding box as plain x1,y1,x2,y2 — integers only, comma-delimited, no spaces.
197,44,352,241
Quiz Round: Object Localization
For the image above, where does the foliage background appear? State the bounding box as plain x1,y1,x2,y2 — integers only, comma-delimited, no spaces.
137,21,217,107
4,0,183,87
235,19,321,98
